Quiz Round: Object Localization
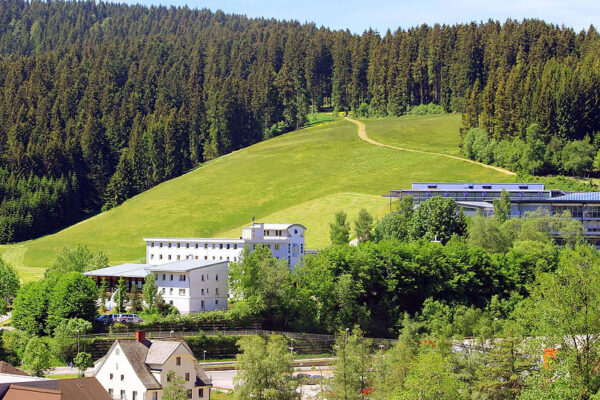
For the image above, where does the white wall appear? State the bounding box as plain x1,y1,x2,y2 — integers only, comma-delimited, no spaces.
95,342,148,400
189,263,228,312
157,344,209,400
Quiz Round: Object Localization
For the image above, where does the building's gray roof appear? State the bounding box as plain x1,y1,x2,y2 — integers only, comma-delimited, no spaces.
145,341,182,365
456,201,494,209
252,223,307,231
194,364,212,387
550,192,600,202
410,182,546,190
84,263,149,278
143,237,244,243
114,340,161,390
146,259,228,273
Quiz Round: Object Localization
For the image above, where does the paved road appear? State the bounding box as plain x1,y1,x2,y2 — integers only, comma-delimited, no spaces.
343,115,515,176
208,366,333,399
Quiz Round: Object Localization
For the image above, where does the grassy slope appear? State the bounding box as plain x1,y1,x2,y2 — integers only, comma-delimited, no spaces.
365,113,463,155
0,114,511,281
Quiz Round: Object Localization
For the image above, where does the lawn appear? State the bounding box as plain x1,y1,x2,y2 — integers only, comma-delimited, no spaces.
0,114,511,281
363,113,463,155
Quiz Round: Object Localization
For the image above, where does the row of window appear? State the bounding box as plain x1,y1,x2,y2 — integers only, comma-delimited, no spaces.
151,254,239,262
151,242,239,250
155,273,219,282
108,387,203,399
159,287,220,296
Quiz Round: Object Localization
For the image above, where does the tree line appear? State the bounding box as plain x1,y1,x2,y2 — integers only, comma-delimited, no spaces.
1,0,598,241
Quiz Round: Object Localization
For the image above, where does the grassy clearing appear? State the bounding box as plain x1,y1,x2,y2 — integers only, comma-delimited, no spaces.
45,374,79,379
0,114,510,281
363,113,463,155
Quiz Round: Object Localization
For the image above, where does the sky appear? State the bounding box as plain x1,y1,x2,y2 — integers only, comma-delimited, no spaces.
118,0,599,34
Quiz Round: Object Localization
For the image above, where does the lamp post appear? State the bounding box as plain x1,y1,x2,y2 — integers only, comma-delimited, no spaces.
76,329,80,354
203,350,206,363
290,338,294,356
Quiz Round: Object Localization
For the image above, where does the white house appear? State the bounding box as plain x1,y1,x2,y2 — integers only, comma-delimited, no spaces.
144,222,306,269
85,259,229,315
148,260,229,314
94,332,211,400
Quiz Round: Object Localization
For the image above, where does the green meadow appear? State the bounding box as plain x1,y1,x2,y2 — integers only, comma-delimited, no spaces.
0,114,512,281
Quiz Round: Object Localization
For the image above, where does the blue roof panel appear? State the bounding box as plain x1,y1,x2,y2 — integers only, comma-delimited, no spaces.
551,192,600,202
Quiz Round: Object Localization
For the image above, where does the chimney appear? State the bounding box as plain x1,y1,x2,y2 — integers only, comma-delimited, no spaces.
135,330,146,343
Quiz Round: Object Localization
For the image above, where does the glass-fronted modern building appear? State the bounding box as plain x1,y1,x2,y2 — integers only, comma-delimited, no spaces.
385,183,600,246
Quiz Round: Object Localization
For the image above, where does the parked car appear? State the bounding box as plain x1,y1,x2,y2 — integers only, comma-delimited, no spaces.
114,314,143,324
95,314,115,324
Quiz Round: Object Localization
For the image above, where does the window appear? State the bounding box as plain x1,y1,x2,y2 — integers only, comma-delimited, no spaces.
120,390,125,399
215,288,219,295
170,274,174,281
109,389,113,396
187,389,193,399
110,373,113,380
177,243,180,248
201,289,204,295
185,372,190,381
220,256,223,260
169,300,173,305
179,275,186,281
482,185,492,189
212,244,215,249
168,255,172,260
179,289,186,296
170,288,173,295
204,243,208,249
195,256,199,259
215,274,219,281
275,244,279,250
206,288,209,294
162,288,166,294
201,274,204,281
163,274,166,280
212,256,215,260
159,242,163,248
151,254,154,260
234,244,238,249
121,374,124,381
159,255,163,260
176,356,181,366
227,244,230,249
155,274,159,280
219,243,223,249
132,391,138,400
195,243,198,249
204,256,207,260
186,243,189,248
199,388,204,397
215,299,219,305
201,300,205,309
152,393,158,400
168,243,172,248
177,255,181,260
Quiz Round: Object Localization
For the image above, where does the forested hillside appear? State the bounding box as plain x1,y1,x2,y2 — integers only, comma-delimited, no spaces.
0,0,599,243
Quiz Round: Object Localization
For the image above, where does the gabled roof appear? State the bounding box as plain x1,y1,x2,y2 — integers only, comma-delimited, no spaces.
113,340,161,390
145,341,182,365
58,377,112,400
0,362,28,376
194,364,212,387
3,384,61,400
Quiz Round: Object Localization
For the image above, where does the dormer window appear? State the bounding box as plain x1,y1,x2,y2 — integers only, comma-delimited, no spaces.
482,185,492,189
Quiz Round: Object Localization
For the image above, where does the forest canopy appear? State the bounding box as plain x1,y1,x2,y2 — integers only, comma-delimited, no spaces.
0,0,599,242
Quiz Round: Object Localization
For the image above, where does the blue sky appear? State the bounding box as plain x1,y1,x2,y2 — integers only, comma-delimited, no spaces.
119,0,599,33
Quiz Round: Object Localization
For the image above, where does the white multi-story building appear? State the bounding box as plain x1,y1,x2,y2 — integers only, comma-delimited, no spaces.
148,260,228,314
85,259,228,315
94,332,211,400
144,222,306,269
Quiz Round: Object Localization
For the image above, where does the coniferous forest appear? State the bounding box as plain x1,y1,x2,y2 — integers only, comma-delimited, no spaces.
1,0,600,243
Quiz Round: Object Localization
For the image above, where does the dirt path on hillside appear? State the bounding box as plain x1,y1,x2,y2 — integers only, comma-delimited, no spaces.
344,116,516,176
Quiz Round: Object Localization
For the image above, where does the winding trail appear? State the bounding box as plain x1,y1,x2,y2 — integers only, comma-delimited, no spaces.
344,116,516,176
